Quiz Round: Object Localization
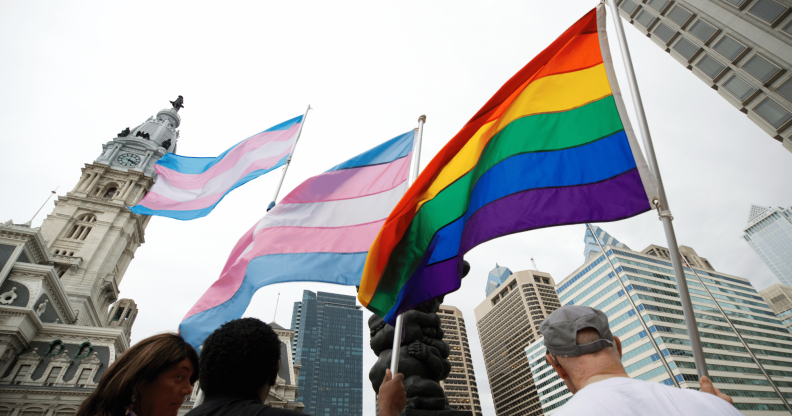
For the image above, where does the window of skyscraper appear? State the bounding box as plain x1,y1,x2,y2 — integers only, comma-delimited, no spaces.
652,22,676,43
619,0,639,16
748,0,789,24
753,97,792,128
696,54,726,79
635,10,657,28
672,37,699,60
783,19,792,35
722,74,757,101
742,54,781,83
713,35,747,61
667,5,693,27
775,77,792,103
646,0,671,13
688,20,717,43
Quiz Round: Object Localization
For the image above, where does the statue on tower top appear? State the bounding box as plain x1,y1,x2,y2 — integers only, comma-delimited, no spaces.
169,95,184,112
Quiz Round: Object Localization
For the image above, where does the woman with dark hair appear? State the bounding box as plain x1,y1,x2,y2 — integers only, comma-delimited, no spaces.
76,333,199,416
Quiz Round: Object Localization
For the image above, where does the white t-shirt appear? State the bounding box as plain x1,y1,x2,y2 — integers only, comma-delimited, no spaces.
552,377,743,416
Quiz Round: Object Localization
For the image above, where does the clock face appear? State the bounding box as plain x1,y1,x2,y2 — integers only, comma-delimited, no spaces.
116,153,141,167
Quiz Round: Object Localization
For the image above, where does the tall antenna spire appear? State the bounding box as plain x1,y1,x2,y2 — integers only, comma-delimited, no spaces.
531,257,538,271
24,186,58,227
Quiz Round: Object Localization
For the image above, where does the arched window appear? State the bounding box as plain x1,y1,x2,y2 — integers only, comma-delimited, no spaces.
103,188,117,198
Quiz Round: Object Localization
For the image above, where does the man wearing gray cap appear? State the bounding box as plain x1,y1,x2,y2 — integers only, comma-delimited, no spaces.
539,305,741,415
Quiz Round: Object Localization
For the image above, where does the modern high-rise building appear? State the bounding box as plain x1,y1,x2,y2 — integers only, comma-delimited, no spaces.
584,224,629,262
742,205,792,285
290,290,364,416
525,338,570,415
760,283,792,332
552,227,792,414
474,267,562,416
617,0,792,153
485,264,513,297
0,100,179,412
437,304,482,416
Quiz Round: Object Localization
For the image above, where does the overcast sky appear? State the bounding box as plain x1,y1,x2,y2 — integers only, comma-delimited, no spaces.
2,1,791,415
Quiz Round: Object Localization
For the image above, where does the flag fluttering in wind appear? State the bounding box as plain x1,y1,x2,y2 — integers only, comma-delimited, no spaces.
180,131,414,349
358,7,659,324
130,115,304,220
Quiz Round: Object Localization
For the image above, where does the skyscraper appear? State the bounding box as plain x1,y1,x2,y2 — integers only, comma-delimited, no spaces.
551,227,792,414
742,205,792,285
485,264,513,297
525,338,570,415
584,225,629,262
617,0,792,153
437,304,482,416
0,100,178,411
290,290,363,416
760,283,792,332
474,267,562,416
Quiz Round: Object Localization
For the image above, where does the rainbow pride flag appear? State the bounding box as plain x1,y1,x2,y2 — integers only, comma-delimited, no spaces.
130,115,303,220
180,131,414,349
358,5,658,323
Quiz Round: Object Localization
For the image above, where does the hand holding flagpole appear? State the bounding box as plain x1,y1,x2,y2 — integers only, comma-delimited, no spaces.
268,104,312,211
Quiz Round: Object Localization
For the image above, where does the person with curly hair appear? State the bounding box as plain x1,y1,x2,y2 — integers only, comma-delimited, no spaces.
185,318,304,416
76,333,199,416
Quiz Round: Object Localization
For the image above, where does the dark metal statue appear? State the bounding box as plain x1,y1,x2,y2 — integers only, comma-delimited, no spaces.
118,127,130,137
368,261,472,415
170,95,184,112
161,139,172,151
135,131,151,140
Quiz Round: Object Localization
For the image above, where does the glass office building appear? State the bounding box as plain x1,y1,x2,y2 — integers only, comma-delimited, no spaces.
290,290,364,416
525,339,571,415
551,239,792,414
743,205,792,286
583,225,629,262
760,283,792,332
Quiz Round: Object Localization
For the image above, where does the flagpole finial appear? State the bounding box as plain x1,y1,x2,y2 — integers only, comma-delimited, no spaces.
418,114,426,123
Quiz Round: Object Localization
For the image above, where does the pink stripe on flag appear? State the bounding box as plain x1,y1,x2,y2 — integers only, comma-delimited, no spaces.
160,123,300,188
142,153,293,210
281,154,412,203
182,221,384,321
251,221,385,256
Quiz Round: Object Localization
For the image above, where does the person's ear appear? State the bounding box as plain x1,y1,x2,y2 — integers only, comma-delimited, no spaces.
613,335,623,358
546,353,569,380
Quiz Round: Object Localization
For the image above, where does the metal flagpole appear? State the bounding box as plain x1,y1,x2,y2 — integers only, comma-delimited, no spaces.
679,255,792,412
267,105,312,211
24,187,58,227
586,224,680,388
390,114,426,377
604,0,709,378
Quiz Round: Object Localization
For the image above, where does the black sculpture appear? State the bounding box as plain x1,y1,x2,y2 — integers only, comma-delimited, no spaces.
368,261,472,415
135,131,151,140
170,95,184,112
118,127,130,137
161,139,172,150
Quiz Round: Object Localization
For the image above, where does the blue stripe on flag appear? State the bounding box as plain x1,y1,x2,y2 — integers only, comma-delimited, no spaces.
326,130,414,172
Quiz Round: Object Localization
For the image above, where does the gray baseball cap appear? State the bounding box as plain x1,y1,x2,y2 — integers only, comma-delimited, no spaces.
539,305,614,356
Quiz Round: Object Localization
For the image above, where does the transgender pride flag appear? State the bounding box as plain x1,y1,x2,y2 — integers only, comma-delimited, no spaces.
130,115,303,220
180,131,414,349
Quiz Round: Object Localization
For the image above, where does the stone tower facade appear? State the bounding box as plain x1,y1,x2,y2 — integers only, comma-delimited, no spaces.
39,106,179,327
0,100,180,415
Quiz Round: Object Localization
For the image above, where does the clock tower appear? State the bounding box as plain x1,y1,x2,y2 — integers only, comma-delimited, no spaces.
38,101,182,326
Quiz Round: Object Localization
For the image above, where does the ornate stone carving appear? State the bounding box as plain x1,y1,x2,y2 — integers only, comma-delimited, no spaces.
35,300,48,318
0,287,18,305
